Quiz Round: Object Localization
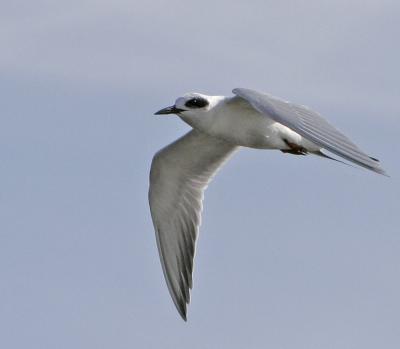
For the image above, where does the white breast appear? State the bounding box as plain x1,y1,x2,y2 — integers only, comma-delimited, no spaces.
180,96,320,151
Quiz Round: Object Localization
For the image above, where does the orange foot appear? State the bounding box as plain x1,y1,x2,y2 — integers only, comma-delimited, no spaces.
281,139,308,155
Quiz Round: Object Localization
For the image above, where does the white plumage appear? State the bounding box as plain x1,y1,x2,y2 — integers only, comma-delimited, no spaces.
149,88,386,320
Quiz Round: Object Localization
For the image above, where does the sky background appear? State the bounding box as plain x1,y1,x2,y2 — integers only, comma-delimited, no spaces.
1,1,399,348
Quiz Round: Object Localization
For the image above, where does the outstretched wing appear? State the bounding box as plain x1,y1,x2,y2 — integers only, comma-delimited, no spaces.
149,129,237,320
233,88,386,175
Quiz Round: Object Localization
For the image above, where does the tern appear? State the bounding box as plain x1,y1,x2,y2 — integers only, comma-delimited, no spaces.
149,88,386,320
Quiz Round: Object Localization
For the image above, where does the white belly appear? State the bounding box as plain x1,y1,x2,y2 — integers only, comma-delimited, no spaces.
180,97,320,152
205,106,318,151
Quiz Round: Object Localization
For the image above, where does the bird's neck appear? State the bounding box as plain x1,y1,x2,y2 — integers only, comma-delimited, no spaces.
179,96,229,133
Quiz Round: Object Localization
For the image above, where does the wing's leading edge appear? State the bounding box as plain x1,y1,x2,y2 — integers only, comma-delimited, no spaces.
233,88,386,175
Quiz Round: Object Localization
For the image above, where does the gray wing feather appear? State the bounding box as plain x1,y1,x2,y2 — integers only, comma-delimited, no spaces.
149,130,237,320
233,88,386,175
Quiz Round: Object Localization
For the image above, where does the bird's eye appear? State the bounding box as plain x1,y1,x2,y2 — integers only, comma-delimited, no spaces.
184,97,209,109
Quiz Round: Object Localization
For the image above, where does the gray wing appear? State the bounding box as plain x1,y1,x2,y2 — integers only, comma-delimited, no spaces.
233,88,386,175
149,129,237,320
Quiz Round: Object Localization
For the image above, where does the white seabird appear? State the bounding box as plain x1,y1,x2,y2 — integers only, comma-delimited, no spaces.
149,88,386,320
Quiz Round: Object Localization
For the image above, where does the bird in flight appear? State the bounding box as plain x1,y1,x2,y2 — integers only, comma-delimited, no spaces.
149,88,386,320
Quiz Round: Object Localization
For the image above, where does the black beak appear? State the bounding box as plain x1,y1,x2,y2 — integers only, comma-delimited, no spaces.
154,105,185,115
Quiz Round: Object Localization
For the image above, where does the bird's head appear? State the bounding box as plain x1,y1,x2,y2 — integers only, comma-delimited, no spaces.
154,92,213,116
156,92,230,125
154,93,228,131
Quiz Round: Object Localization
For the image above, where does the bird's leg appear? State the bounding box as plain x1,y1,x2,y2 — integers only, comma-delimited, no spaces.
281,139,308,155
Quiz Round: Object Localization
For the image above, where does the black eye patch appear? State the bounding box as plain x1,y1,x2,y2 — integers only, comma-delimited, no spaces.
184,97,209,109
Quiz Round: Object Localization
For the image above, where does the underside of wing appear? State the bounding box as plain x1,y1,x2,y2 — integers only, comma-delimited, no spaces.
233,88,386,175
149,129,237,320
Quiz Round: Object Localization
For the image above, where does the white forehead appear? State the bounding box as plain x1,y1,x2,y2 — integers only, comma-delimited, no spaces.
175,92,208,106
174,93,227,111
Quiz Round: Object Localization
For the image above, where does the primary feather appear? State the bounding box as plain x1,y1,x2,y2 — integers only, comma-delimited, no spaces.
149,129,237,320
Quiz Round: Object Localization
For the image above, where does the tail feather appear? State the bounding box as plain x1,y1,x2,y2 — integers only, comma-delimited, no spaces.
311,150,353,167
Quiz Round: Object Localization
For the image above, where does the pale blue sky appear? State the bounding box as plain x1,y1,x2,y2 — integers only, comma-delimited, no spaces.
1,1,399,348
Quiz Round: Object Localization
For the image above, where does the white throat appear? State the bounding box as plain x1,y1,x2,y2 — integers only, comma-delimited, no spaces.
178,95,229,133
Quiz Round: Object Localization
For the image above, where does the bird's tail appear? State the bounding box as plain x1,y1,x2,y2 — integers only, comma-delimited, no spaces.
311,150,353,167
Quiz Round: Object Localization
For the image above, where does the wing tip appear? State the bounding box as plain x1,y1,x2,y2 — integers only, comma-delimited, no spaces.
175,300,188,321
369,156,390,176
314,150,389,177
180,311,188,322
372,166,389,177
